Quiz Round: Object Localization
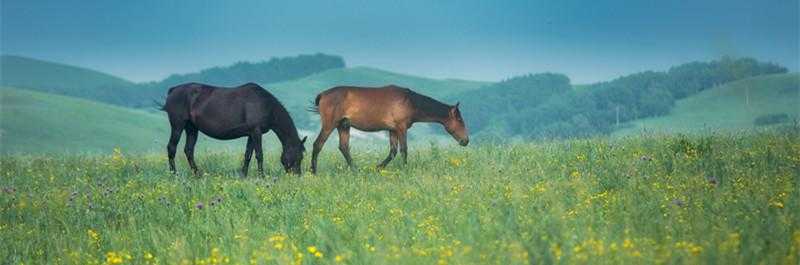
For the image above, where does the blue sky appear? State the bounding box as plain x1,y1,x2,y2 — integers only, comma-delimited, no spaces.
2,0,797,83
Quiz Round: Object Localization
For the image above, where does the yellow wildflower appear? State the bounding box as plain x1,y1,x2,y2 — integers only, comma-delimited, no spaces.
88,229,100,242
105,252,124,265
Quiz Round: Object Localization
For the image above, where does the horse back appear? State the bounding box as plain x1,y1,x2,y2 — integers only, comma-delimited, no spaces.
315,85,415,130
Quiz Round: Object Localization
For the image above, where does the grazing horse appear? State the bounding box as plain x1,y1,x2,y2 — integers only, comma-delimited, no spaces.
309,85,468,174
161,82,307,176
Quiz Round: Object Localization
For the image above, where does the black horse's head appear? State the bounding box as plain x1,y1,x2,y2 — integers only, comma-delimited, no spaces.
281,136,307,174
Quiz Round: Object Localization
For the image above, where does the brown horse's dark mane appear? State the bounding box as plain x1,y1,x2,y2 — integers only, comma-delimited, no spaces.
406,89,451,122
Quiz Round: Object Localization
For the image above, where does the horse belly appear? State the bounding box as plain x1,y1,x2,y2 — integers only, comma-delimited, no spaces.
191,109,251,140
345,109,404,131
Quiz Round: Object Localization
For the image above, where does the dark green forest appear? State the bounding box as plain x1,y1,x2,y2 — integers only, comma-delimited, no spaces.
453,57,788,139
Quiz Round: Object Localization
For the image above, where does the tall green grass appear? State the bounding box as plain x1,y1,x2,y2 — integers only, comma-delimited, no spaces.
1,131,798,264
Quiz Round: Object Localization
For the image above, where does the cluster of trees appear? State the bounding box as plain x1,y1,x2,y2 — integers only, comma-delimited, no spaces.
454,57,788,139
452,73,572,135
151,53,344,89
131,53,345,107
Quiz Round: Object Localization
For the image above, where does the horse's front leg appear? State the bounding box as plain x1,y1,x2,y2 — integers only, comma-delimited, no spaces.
377,130,399,168
398,129,408,165
251,130,265,177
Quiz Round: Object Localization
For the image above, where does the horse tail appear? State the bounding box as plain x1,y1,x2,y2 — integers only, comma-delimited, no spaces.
306,93,322,114
157,84,182,111
153,99,166,111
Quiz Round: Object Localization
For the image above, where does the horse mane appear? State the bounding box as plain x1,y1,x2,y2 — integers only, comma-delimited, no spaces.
245,84,303,147
404,88,451,120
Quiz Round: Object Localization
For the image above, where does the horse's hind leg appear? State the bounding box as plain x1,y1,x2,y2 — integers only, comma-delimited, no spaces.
240,136,255,177
166,120,185,174
184,124,200,176
311,125,335,174
377,130,399,168
337,120,354,169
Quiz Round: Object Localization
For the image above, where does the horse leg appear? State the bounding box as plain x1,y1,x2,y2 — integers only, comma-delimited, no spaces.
166,121,184,174
398,129,408,165
311,126,335,174
240,136,255,177
337,123,354,170
377,130,399,168
184,124,200,176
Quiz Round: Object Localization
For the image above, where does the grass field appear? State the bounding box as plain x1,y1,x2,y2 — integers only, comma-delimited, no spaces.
615,73,800,136
2,131,798,264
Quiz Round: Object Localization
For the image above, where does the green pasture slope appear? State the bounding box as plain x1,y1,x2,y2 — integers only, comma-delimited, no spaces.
615,73,800,136
269,66,490,104
1,131,798,264
0,87,167,154
0,87,251,154
0,55,139,106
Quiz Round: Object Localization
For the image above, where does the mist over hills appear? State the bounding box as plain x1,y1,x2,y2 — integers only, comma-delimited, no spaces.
1,53,796,153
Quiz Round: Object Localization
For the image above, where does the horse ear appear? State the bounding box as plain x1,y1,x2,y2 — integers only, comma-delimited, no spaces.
301,136,307,144
455,102,460,108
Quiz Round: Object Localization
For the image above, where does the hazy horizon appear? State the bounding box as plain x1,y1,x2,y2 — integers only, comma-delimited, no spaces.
2,0,798,84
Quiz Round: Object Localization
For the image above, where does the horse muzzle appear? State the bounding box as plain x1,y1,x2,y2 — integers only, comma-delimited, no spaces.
459,139,469,146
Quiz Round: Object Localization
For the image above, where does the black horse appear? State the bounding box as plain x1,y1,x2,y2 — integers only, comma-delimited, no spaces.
161,82,306,176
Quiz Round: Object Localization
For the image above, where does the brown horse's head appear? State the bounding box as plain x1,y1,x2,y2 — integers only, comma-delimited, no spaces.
444,102,469,146
281,136,307,174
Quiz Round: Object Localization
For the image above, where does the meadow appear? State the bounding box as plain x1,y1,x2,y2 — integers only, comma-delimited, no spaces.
1,130,799,264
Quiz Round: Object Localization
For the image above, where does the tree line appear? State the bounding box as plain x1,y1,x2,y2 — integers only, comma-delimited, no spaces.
130,53,345,107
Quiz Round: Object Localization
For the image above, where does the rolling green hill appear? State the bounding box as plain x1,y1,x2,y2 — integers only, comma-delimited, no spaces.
269,66,490,102
267,66,491,129
0,87,167,154
0,62,490,154
0,87,263,154
614,73,800,136
0,55,141,106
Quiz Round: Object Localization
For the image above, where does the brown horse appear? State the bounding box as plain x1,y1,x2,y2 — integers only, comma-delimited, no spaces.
161,82,307,176
309,85,468,173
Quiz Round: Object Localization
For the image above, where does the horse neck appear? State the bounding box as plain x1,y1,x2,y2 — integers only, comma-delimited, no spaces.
410,92,451,124
270,105,301,149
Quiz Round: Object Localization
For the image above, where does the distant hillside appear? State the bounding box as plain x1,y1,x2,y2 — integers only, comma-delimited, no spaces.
614,73,800,136
267,66,491,129
1,54,347,107
451,57,788,139
0,55,140,105
134,53,346,106
0,87,167,153
448,73,572,136
0,87,260,154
